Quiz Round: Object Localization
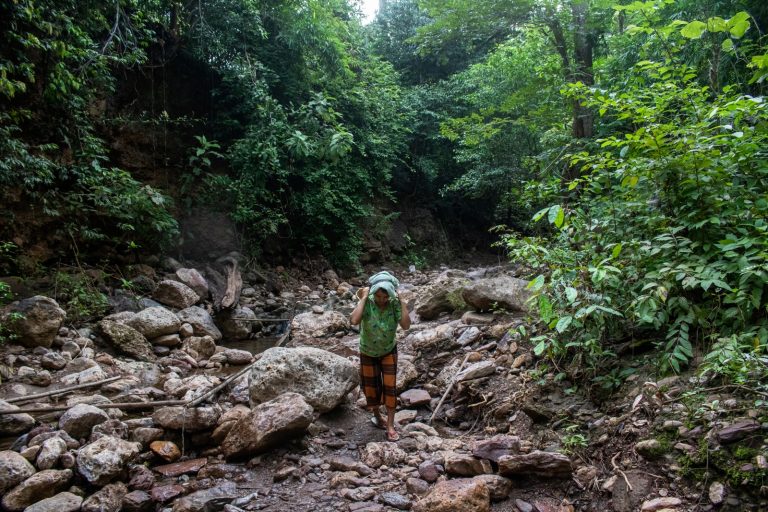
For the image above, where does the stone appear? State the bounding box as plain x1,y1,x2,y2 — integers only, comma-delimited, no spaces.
397,359,419,392
394,409,418,425
122,490,153,512
461,312,495,325
150,441,181,462
60,365,108,386
341,487,376,502
717,419,761,443
412,478,490,512
182,335,216,360
0,399,35,435
98,320,156,362
635,439,663,458
36,436,67,469
58,403,110,439
222,392,314,460
152,405,220,431
217,307,256,340
462,275,532,313
0,450,36,494
171,481,238,512
457,326,483,346
176,268,209,300
41,351,68,370
1,469,72,511
177,307,222,341
224,348,253,365
1,296,66,348
380,492,410,510
418,460,441,482
153,458,208,477
399,389,431,407
403,322,458,352
414,272,468,320
125,307,181,339
81,482,127,512
327,455,373,476
497,451,572,478
23,492,83,512
360,442,407,468
472,435,521,462
445,453,493,476
153,280,199,309
640,497,682,511
473,474,513,501
153,333,181,346
515,499,533,512
249,347,358,413
457,360,496,382
151,484,186,503
406,477,430,496
17,366,52,386
709,481,726,505
290,311,349,338
76,436,141,485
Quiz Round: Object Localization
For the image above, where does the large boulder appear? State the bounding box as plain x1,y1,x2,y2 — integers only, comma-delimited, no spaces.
412,478,490,512
98,320,156,362
76,436,141,485
175,268,209,301
152,280,199,309
125,307,181,339
461,275,532,313
1,296,66,348
1,469,73,512
0,399,35,435
402,321,459,352
177,306,222,341
221,392,314,460
249,347,358,413
58,403,110,440
217,307,255,340
81,482,128,512
414,271,468,320
0,450,36,494
291,311,349,338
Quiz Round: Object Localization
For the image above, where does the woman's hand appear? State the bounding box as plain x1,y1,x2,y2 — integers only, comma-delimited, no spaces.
356,286,370,301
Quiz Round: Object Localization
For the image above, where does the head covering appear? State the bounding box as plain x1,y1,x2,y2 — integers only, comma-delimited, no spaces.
367,270,399,300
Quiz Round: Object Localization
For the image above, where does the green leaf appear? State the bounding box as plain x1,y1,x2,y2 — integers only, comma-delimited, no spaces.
721,39,734,52
528,275,545,292
555,316,573,333
612,243,623,259
548,205,565,228
565,287,578,303
533,340,547,356
728,12,750,38
680,20,707,39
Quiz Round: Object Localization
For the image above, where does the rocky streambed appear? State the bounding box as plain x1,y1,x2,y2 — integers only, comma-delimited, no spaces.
1,260,767,512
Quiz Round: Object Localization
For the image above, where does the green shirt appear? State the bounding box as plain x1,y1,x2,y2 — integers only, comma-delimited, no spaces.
359,299,401,357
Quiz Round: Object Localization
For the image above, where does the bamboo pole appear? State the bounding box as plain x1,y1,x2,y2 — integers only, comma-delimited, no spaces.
428,353,470,425
6,376,123,404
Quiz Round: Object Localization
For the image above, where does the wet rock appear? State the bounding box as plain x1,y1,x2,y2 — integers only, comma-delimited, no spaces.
457,361,496,382
153,406,221,431
122,490,153,512
217,307,256,340
399,389,431,407
126,307,181,339
1,296,66,348
0,399,35,435
461,276,531,313
24,492,83,512
176,268,209,300
153,457,208,477
150,441,181,462
0,450,36,494
291,311,349,338
412,478,490,512
76,436,141,485
709,481,726,505
153,280,199,309
36,436,67,469
360,442,407,469
1,469,72,511
249,347,358,413
380,492,410,510
171,481,238,512
81,482,128,512
717,419,760,443
98,320,156,362
445,453,493,476
41,351,68,370
473,475,513,501
472,435,521,462
497,451,572,478
59,403,110,439
414,273,468,320
222,392,314,460
640,497,682,511
177,307,222,341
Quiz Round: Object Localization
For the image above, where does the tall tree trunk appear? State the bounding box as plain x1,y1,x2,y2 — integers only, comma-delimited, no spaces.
571,1,594,139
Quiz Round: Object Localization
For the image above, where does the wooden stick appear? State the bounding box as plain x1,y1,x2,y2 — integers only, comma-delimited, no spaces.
0,400,187,415
429,353,471,425
6,376,123,404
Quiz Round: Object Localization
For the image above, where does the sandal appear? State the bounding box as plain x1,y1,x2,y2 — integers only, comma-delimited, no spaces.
386,430,400,442
370,416,385,430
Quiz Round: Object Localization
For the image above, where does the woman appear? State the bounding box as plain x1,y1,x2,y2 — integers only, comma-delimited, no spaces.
350,271,410,442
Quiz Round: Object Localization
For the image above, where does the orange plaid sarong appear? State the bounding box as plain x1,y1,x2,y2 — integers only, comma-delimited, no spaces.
359,349,398,409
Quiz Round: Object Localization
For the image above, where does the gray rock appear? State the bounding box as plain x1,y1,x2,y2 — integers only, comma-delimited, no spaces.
81,482,128,512
472,435,521,463
461,275,532,313
399,389,431,407
17,366,52,387
406,477,430,496
0,469,72,511
41,351,68,370
177,307,222,341
224,348,253,365
0,399,35,435
418,460,441,482
36,436,67,470
414,272,468,320
152,280,199,309
222,392,314,460
709,481,726,505
171,481,238,512
403,322,459,352
498,450,572,478
635,439,663,458
98,320,156,362
640,497,682,511
125,307,181,339
182,335,216,361
397,359,419,392
472,475,513,501
76,436,141,485
175,268,209,301
457,360,496,382
445,452,492,476
217,307,255,340
152,406,221,431
0,450,36,494
379,492,410,510
59,403,110,440
249,347,358,413
412,478,490,512
290,311,349,338
23,492,83,512
122,490,153,512
457,326,482,346
360,442,407,469
717,419,761,443
0,296,66,348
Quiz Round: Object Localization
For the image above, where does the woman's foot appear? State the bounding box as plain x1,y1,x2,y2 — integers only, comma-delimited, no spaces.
386,429,399,442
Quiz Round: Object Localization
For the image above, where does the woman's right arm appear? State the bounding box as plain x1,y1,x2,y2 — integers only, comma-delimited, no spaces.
350,287,369,325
